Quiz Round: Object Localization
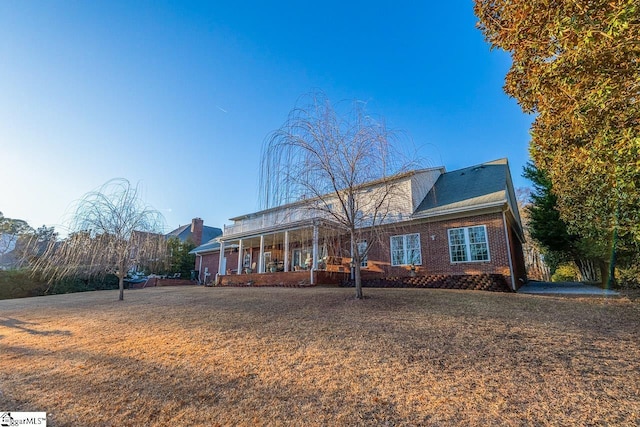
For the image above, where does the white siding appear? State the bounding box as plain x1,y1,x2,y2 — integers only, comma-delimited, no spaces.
223,168,443,236
410,169,442,212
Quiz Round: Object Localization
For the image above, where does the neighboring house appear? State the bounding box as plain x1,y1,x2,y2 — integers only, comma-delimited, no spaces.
0,233,18,269
0,233,52,270
190,159,526,290
165,218,222,247
128,218,221,275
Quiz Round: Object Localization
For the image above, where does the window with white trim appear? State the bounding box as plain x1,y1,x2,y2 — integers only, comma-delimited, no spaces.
357,241,368,267
390,233,422,266
448,225,490,262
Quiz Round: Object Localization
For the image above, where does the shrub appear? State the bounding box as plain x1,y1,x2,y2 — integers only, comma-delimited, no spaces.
617,264,640,289
47,274,119,295
0,269,48,299
551,263,579,282
0,270,122,300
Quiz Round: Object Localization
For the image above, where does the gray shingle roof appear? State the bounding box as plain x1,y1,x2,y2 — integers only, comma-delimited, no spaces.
189,238,221,254
415,159,509,216
189,238,240,254
165,224,222,244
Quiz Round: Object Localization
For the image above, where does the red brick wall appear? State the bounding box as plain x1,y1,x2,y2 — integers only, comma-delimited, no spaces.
213,270,510,292
143,278,196,287
218,248,239,274
194,211,524,290
191,218,204,246
193,248,241,284
194,252,218,284
217,270,349,287
220,271,313,287
364,212,514,282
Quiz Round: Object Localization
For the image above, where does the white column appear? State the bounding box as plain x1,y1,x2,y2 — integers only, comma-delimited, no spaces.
237,239,243,275
218,241,226,276
258,235,265,273
284,231,290,273
311,224,319,284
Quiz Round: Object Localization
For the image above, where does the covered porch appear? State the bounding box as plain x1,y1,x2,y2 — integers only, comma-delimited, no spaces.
217,219,352,285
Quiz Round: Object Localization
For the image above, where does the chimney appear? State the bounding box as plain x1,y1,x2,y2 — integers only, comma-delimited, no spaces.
191,218,204,246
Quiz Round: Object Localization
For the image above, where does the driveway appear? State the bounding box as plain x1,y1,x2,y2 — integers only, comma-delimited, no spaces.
518,281,620,296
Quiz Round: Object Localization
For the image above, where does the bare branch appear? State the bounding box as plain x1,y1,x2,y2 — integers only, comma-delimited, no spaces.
29,179,166,300
259,91,418,298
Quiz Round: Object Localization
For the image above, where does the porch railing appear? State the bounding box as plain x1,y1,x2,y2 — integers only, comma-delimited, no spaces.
223,208,328,236
223,208,412,237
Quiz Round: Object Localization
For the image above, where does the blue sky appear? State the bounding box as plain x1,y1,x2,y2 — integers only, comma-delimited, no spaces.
0,1,532,235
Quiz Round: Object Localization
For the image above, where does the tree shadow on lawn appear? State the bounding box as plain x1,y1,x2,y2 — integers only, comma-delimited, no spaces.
200,287,638,342
3,317,636,426
0,317,72,337
0,340,404,425
2,287,639,425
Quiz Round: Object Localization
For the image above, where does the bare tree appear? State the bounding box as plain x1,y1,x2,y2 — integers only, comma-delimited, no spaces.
32,179,166,300
260,92,416,299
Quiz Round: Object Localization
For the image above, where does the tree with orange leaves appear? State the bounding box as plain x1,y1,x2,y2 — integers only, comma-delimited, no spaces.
475,0,639,284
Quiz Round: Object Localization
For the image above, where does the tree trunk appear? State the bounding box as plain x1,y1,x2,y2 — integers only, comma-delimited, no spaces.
575,258,599,283
599,260,609,288
350,229,363,299
117,265,125,301
118,275,124,300
351,231,363,299
607,225,618,289
354,263,363,299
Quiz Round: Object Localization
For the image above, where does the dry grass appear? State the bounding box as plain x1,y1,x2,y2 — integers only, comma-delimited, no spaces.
1,286,638,426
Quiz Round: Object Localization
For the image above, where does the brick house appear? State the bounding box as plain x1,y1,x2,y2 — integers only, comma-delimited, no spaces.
165,218,221,247
190,159,526,290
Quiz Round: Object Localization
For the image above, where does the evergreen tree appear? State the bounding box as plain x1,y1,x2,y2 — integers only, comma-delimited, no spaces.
523,163,602,282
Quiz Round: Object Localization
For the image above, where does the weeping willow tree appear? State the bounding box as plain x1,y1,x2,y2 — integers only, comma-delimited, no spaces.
31,179,167,300
259,92,417,299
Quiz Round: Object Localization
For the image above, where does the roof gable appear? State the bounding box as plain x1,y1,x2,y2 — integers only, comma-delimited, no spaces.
165,224,222,243
415,159,509,215
229,166,444,221
165,224,190,239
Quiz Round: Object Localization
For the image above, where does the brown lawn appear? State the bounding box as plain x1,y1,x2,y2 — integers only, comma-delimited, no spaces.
0,286,638,426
